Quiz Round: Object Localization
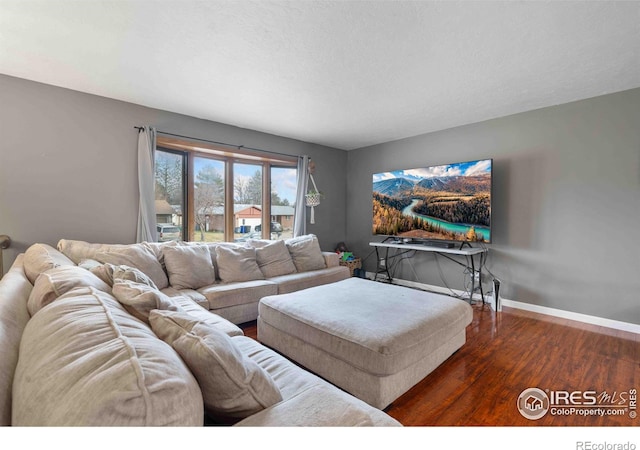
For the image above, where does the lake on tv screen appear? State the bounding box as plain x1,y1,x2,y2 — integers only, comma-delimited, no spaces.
372,159,491,242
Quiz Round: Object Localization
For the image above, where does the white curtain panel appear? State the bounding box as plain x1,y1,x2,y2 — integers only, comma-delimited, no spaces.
293,155,309,237
136,127,157,243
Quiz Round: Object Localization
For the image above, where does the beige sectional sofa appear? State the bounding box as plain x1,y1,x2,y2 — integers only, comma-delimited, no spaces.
0,235,400,426
57,235,350,324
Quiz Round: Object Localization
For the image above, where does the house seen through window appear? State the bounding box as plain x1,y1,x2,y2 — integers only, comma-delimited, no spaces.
154,136,297,243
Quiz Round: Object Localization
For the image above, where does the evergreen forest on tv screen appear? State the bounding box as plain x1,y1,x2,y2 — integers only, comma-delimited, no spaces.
372,159,492,242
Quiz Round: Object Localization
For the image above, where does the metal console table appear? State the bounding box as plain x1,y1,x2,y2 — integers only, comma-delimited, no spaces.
369,240,488,303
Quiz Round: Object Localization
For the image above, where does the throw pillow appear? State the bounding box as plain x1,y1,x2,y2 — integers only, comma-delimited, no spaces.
245,239,270,249
162,245,216,290
95,244,169,289
254,240,297,278
142,240,180,273
149,309,282,419
85,262,158,288
112,265,158,288
215,245,264,283
27,265,112,316
111,279,180,323
23,243,76,284
285,234,326,272
199,242,239,280
88,263,114,285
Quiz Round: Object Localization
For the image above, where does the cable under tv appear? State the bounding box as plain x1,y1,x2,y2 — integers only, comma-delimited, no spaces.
385,237,456,249
397,237,456,248
421,240,455,249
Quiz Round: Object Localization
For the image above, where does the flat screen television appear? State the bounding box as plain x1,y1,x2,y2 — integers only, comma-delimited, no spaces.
372,158,492,243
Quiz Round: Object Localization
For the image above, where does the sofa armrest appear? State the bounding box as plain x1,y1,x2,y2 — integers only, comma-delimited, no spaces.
0,255,32,426
233,384,400,427
322,252,339,268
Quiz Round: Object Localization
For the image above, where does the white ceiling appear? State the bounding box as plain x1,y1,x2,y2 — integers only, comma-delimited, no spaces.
1,1,639,150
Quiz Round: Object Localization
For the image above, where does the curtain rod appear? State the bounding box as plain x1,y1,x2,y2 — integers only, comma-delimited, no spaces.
134,126,302,160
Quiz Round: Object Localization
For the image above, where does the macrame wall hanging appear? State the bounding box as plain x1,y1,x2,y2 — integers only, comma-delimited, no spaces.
304,161,321,224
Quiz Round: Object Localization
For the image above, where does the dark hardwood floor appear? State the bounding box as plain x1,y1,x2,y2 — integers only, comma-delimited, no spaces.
241,303,639,426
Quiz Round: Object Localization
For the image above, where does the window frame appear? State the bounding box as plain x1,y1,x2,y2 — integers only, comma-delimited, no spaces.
154,147,188,241
155,136,297,242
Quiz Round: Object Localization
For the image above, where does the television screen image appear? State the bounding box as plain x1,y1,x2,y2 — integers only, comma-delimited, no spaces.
372,159,492,243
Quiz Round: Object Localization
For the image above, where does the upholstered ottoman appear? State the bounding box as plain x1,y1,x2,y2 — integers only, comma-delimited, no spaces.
257,278,473,409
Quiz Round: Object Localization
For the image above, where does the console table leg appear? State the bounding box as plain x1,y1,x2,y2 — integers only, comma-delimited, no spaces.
469,255,476,303
383,247,392,282
374,247,380,282
478,252,485,304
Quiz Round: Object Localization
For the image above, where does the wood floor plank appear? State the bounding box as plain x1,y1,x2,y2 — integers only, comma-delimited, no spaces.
240,303,639,427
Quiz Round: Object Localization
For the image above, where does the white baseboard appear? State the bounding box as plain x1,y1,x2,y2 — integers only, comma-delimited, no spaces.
500,298,640,335
365,272,640,335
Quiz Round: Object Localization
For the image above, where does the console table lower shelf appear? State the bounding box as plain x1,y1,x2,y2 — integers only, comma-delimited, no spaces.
369,241,489,303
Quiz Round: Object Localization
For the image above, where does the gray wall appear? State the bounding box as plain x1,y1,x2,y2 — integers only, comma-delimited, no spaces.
347,88,640,325
0,74,347,272
3,73,638,325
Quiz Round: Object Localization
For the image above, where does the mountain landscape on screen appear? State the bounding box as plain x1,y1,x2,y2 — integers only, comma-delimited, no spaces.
372,159,492,242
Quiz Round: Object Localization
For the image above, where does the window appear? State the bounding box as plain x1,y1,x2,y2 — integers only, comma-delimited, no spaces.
193,156,225,242
233,162,263,241
154,149,186,240
153,136,297,243
270,166,297,240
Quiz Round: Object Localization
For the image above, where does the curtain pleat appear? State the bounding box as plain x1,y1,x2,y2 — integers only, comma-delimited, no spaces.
136,127,157,242
293,156,309,237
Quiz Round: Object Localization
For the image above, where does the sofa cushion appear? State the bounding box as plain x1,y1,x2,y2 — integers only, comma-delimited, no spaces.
231,336,401,427
59,239,179,273
0,255,32,426
170,295,244,337
267,266,350,295
211,302,261,326
27,265,112,316
112,280,180,324
322,251,340,268
215,245,264,283
149,309,282,420
12,287,203,426
57,239,129,265
254,240,297,278
163,244,216,290
285,234,326,272
162,286,209,309
234,384,374,426
198,279,277,310
95,244,169,289
23,243,76,284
